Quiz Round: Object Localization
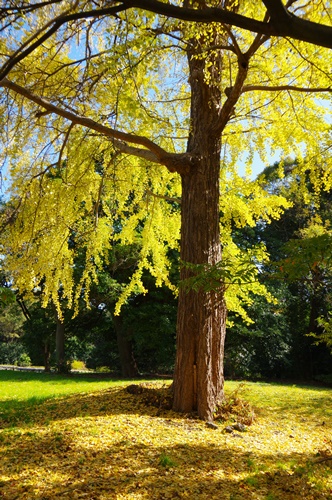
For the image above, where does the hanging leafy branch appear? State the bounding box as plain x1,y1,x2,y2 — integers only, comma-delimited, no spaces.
308,316,332,353
180,256,260,294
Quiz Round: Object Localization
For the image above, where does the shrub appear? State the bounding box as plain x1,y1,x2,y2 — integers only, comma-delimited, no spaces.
71,360,87,371
0,341,29,365
17,353,32,367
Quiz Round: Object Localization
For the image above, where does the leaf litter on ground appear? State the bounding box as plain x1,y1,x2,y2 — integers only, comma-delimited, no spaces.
0,375,331,499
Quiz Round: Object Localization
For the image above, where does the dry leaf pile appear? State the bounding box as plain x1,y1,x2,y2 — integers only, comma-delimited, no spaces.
0,380,331,499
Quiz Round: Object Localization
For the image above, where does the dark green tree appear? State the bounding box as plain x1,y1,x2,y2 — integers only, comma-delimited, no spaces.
257,163,332,378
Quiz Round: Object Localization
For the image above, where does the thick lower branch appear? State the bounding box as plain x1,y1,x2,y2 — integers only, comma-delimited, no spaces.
241,85,332,93
1,78,192,175
124,0,332,49
113,139,160,163
1,78,166,155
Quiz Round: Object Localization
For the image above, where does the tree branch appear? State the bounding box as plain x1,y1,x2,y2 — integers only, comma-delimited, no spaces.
0,78,192,175
1,78,165,155
0,4,129,80
0,0,63,14
241,84,332,93
2,1,332,83
124,0,274,36
122,0,332,49
219,53,250,131
261,0,332,48
112,140,160,163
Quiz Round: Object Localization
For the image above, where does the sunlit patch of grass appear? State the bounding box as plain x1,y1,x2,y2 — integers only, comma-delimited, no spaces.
0,370,147,427
233,380,332,420
0,370,129,400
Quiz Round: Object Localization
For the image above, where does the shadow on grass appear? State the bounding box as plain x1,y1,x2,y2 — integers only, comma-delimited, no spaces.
0,427,330,499
0,370,165,427
1,375,331,427
0,385,170,427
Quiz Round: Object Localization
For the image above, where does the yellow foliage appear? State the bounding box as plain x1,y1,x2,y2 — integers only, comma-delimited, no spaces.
0,1,331,320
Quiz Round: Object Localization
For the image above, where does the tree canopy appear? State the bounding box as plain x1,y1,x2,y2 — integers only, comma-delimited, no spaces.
1,0,332,53
0,0,331,419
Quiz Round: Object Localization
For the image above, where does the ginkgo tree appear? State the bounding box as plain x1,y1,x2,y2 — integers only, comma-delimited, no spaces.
0,1,331,420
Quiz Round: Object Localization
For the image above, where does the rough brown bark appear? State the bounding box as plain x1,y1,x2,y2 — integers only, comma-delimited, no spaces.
173,22,227,421
173,162,227,420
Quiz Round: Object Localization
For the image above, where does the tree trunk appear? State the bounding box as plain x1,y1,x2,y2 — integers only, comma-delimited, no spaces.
305,268,324,378
55,315,66,373
44,340,51,372
173,158,227,420
173,24,227,421
113,315,139,378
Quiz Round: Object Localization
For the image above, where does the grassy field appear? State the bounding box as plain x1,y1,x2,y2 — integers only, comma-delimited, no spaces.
0,371,331,499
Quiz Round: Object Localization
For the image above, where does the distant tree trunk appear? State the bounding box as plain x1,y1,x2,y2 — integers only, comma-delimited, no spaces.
173,26,228,421
305,268,325,378
113,315,139,378
55,315,66,373
44,340,51,372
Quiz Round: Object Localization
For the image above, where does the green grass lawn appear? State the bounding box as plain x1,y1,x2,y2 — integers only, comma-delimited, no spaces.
0,371,331,499
0,369,127,400
0,370,131,426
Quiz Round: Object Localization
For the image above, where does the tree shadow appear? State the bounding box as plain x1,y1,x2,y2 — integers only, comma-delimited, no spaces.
0,385,162,427
1,380,331,430
1,381,331,498
0,426,330,499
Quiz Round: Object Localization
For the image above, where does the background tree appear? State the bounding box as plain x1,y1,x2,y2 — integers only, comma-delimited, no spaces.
224,161,332,381
85,244,178,376
21,301,56,371
225,283,293,379
249,162,332,379
0,301,28,366
0,259,29,366
0,1,331,420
